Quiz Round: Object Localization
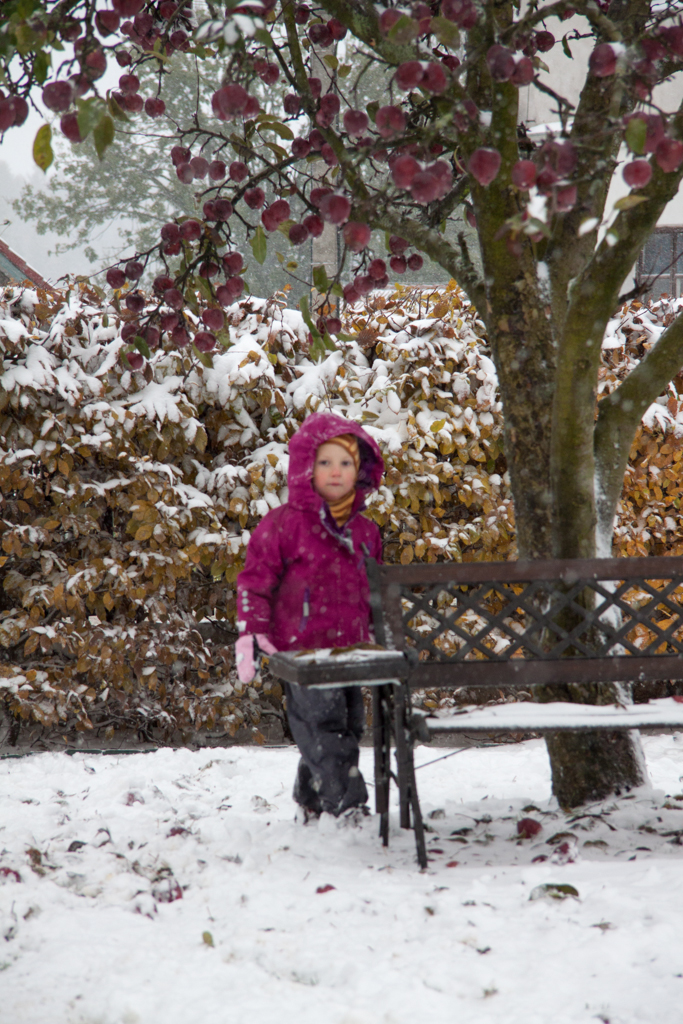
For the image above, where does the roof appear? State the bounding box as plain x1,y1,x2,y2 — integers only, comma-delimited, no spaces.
0,238,52,292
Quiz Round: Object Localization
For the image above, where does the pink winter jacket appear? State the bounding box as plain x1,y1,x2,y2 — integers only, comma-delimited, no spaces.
236,412,384,652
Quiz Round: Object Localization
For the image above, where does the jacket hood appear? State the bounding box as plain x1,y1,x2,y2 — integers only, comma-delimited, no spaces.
287,411,384,513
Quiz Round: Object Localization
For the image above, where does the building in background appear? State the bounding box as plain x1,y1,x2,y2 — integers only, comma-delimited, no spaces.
0,238,51,291
522,23,683,303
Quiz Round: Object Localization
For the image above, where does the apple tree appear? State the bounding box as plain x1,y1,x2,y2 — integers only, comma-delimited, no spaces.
3,0,683,805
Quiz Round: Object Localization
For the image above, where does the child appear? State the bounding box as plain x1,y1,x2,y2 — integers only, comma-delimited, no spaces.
235,411,384,819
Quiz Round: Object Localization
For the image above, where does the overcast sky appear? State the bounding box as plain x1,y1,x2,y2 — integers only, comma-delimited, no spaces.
0,52,123,283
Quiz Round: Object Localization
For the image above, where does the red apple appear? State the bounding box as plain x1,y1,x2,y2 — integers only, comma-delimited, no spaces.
511,159,537,189
468,147,501,186
342,222,371,252
623,159,652,189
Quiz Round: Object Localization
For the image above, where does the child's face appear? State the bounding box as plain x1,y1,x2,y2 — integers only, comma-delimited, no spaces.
313,442,357,502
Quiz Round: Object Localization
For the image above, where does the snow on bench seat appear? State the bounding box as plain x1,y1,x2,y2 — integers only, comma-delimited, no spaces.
425,696,683,733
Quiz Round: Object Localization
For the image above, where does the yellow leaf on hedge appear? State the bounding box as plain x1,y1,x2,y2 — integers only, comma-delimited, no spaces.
400,545,414,565
24,634,39,656
194,426,208,454
103,592,114,610
430,419,446,433
44,520,59,531
135,524,153,542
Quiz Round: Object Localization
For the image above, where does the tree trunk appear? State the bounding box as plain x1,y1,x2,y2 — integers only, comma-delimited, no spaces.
545,724,647,810
537,682,648,809
493,282,649,807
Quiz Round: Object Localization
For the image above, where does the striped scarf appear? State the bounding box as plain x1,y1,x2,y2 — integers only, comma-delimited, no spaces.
327,489,356,527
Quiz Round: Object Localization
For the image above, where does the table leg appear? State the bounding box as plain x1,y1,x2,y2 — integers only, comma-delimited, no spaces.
393,683,411,830
373,684,392,847
393,682,427,869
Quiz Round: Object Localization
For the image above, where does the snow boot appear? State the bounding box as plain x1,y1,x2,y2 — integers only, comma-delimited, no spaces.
293,758,323,821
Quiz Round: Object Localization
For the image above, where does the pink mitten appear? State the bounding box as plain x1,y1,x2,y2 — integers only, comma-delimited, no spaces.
255,633,277,656
235,635,257,684
235,634,277,683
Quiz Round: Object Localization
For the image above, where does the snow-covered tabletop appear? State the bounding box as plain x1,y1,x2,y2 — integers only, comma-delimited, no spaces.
269,646,407,685
427,696,683,732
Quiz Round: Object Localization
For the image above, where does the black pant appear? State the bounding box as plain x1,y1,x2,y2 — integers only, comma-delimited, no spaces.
285,683,368,815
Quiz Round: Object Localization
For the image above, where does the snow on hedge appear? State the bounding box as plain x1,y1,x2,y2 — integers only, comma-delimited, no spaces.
0,280,682,741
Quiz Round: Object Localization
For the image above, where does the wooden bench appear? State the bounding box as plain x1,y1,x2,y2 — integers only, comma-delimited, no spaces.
270,555,683,867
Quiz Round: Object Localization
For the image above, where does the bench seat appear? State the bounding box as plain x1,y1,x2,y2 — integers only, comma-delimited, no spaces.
424,695,683,733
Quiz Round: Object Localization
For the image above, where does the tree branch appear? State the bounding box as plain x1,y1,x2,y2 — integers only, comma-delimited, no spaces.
315,0,428,67
593,309,683,553
364,207,486,307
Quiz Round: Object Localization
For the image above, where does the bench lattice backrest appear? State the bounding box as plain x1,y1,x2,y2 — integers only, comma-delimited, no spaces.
366,556,683,689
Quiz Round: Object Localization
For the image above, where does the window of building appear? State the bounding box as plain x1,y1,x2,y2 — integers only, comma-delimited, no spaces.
636,227,683,299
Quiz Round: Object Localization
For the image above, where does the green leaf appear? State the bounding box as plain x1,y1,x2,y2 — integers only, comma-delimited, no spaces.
561,35,573,59
196,276,213,302
614,194,648,211
151,36,170,61
250,225,268,265
299,293,319,337
32,123,53,173
133,336,151,359
286,260,298,270
17,2,38,21
92,114,115,160
330,282,344,299
202,931,214,947
366,101,379,124
310,333,336,361
275,251,285,264
313,264,329,292
183,288,200,316
529,883,579,901
192,344,214,368
387,13,419,43
276,219,295,237
262,120,294,141
338,64,352,78
77,98,105,141
323,53,338,70
625,116,647,155
107,92,129,122
263,140,288,160
309,336,326,361
14,22,35,54
254,28,274,49
525,216,551,239
33,49,50,84
430,16,460,48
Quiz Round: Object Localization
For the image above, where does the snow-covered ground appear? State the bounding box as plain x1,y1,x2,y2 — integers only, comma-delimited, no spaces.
2,736,683,1024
